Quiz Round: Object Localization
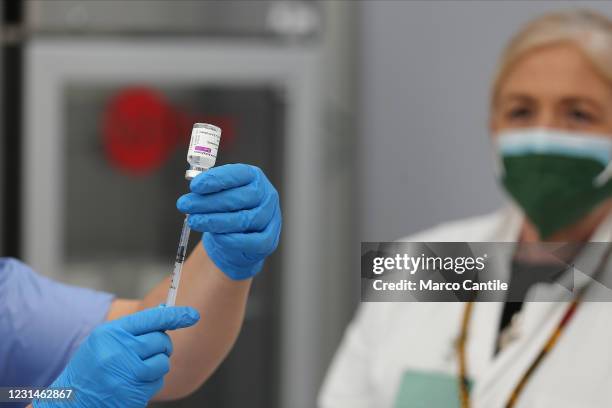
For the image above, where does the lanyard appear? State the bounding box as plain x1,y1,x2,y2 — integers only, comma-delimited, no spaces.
457,298,580,408
457,243,612,408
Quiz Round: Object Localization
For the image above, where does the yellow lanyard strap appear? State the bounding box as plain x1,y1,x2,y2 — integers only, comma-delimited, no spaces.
457,299,580,408
457,243,612,408
457,302,473,408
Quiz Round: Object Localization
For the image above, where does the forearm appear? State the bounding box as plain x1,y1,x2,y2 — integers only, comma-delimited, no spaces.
114,163,278,400
140,242,252,399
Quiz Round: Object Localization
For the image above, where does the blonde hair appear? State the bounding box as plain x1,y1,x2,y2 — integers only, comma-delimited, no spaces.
492,9,612,103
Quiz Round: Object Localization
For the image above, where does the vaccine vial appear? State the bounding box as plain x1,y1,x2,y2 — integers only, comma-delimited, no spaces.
185,123,222,180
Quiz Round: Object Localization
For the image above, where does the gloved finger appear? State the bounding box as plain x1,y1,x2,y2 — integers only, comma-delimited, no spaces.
188,196,276,233
134,353,170,382
209,205,281,254
117,306,200,336
177,181,265,214
190,163,256,195
143,377,165,396
134,331,173,359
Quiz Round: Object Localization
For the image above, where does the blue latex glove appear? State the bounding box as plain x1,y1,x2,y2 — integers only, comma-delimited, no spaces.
33,305,200,408
177,163,282,280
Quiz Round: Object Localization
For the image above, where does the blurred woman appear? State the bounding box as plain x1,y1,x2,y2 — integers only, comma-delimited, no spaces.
320,9,612,408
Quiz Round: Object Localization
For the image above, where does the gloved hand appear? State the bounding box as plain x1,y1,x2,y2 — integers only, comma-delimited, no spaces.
33,305,200,408
177,163,282,280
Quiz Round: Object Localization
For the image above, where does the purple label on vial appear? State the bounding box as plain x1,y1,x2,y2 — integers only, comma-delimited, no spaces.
194,146,211,153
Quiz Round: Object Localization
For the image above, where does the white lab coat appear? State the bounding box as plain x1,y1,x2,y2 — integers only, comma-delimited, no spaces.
319,206,612,408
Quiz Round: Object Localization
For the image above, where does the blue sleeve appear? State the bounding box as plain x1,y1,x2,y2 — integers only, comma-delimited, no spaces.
0,258,114,394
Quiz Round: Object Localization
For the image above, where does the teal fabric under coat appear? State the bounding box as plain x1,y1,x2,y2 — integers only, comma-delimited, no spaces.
393,370,471,408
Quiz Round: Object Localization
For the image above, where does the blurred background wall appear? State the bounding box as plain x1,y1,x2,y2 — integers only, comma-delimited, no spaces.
2,1,612,408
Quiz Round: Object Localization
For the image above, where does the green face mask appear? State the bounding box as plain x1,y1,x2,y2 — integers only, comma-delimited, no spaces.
497,128,612,238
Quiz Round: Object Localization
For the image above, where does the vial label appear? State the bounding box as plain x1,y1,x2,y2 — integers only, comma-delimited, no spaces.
187,125,221,170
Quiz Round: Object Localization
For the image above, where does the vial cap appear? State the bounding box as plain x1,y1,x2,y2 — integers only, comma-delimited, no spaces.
185,169,204,180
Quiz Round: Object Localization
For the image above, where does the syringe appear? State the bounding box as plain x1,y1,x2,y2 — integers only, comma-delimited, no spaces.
165,123,222,307
166,216,192,306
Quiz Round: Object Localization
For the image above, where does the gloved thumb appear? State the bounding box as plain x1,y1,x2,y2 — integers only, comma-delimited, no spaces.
117,305,200,335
